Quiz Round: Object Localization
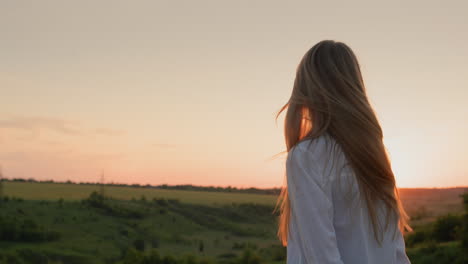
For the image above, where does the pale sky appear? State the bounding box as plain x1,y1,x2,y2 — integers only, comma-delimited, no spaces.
1,0,467,188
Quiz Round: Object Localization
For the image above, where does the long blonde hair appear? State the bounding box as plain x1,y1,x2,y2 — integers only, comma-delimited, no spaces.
274,40,412,246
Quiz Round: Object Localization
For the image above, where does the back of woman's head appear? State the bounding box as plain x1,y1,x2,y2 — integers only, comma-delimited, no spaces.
275,40,412,246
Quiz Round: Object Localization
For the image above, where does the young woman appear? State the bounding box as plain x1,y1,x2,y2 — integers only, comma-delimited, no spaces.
275,40,413,263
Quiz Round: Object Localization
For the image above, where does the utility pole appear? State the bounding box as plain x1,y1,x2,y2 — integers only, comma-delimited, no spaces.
99,169,105,197
0,165,4,200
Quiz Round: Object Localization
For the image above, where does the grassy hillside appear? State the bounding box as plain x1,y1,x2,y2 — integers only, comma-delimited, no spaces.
0,181,467,263
0,192,283,264
4,181,466,212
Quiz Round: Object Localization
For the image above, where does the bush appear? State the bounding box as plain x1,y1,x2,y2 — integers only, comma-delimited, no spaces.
121,248,144,264
143,249,161,264
405,228,430,247
238,249,263,264
153,198,168,207
258,244,286,261
133,239,145,251
0,215,60,243
407,241,466,264
161,255,177,264
83,192,146,219
432,214,462,242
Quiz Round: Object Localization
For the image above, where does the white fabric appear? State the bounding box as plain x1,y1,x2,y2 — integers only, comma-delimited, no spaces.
286,134,411,264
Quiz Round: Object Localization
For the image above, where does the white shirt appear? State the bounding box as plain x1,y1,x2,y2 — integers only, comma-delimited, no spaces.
286,133,410,264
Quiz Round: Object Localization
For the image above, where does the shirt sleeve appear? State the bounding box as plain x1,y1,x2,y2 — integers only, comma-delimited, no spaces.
287,145,344,264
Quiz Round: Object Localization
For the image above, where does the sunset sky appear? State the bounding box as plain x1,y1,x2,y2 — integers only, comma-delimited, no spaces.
1,1,467,188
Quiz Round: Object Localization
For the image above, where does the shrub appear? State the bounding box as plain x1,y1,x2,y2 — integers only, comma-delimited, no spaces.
83,192,145,219
405,229,430,247
143,249,161,264
122,248,144,264
432,214,462,242
133,239,145,251
154,198,168,207
238,249,263,264
0,215,60,243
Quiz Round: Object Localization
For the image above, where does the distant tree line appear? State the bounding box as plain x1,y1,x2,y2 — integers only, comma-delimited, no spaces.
3,178,281,195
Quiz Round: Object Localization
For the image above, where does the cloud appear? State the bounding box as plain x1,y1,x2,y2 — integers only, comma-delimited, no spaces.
153,143,177,149
0,116,125,137
93,128,125,136
0,116,81,135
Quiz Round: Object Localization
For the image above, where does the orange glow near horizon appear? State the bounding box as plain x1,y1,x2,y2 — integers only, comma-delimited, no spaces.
0,1,467,189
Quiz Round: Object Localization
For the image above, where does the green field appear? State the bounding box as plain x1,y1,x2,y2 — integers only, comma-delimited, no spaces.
0,182,285,264
3,182,277,206
0,196,283,263
0,181,467,264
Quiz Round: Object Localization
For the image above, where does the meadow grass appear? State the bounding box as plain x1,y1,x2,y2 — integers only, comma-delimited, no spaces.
1,181,466,263
3,181,278,206
0,193,282,263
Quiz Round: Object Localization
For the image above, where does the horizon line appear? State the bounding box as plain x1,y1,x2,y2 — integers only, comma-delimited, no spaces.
3,177,468,190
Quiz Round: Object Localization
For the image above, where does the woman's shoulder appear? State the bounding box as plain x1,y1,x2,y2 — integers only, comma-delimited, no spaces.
287,133,351,183
290,133,337,158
